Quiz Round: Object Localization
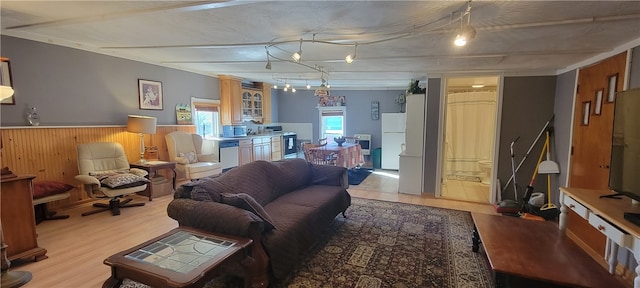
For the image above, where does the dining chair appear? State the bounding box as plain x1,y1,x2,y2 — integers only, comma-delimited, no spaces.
303,143,336,166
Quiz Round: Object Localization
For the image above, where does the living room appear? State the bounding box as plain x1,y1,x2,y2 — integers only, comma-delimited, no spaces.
2,1,640,287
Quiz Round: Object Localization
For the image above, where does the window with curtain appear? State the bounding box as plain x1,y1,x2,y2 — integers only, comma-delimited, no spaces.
192,98,220,139
318,107,346,144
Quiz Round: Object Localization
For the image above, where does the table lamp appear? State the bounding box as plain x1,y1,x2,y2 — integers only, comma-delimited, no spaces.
127,115,157,163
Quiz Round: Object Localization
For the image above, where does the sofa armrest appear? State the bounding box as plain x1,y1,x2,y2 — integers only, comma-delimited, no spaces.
309,164,349,189
167,198,266,238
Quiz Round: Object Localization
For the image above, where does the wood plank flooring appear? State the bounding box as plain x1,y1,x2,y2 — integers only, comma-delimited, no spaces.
13,173,496,288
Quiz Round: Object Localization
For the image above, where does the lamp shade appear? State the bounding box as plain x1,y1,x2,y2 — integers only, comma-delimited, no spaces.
127,115,157,134
0,85,14,100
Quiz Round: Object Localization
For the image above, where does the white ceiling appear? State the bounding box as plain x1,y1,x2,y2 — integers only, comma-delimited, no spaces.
2,1,640,90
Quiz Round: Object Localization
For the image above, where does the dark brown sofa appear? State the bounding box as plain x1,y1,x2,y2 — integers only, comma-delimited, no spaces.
167,158,351,287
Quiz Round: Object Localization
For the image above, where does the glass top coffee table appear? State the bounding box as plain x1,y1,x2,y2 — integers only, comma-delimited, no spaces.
103,227,252,288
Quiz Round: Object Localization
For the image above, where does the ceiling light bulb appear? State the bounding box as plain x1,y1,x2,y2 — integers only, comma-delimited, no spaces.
273,84,278,89
292,87,296,92
327,83,331,89
283,87,288,92
345,55,355,64
454,34,467,46
285,83,290,88
306,83,311,89
292,38,303,62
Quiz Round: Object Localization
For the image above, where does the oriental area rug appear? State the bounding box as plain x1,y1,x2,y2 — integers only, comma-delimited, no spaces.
121,198,493,288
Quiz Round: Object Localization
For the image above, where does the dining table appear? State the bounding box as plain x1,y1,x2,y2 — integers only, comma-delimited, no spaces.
309,143,364,169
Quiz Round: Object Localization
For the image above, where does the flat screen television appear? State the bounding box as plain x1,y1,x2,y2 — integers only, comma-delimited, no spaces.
608,88,640,201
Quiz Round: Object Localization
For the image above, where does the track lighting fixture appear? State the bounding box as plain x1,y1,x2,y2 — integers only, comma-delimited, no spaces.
292,38,303,62
454,1,476,47
345,43,357,64
265,46,272,70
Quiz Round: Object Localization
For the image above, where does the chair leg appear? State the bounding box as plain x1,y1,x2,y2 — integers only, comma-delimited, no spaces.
35,203,70,224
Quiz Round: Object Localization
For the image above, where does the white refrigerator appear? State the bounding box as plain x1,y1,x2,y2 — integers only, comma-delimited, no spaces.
381,113,406,170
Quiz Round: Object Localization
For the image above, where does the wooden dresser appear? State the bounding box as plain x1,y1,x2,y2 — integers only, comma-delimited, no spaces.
1,175,47,261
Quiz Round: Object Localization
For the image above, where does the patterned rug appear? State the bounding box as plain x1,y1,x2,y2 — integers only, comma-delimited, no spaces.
121,198,493,288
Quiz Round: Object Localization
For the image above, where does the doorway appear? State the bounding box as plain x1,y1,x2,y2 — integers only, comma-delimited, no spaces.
438,75,500,203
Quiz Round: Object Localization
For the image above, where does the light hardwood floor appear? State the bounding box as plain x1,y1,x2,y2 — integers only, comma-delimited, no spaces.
14,173,496,288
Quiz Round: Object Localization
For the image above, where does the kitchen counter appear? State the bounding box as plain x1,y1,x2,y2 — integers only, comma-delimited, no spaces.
206,133,283,142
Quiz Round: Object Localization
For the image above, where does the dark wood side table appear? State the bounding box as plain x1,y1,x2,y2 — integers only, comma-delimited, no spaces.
129,161,177,201
103,227,257,288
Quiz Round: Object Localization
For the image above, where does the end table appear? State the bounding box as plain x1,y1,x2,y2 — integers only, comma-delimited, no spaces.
129,161,177,201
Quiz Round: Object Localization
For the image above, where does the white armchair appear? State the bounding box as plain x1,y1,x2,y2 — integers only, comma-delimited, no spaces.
75,142,148,216
165,131,222,180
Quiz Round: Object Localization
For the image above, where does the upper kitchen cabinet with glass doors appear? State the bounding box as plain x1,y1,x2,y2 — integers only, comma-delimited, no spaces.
242,88,263,121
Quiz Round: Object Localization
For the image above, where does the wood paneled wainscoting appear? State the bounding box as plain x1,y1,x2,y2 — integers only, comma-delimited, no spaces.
0,125,196,209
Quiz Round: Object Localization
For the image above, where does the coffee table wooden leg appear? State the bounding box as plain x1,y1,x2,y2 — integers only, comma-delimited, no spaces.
472,224,481,253
102,274,122,288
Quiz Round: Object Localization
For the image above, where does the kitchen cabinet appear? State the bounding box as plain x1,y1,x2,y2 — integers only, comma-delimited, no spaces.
219,75,243,125
252,137,271,161
239,139,253,166
219,75,272,124
242,88,264,121
271,135,282,161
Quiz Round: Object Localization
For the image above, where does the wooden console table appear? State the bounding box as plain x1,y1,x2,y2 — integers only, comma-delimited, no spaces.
1,175,47,262
129,161,177,201
559,187,640,288
472,212,622,287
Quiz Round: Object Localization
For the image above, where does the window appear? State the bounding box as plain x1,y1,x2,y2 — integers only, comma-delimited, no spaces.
318,107,346,144
191,98,221,139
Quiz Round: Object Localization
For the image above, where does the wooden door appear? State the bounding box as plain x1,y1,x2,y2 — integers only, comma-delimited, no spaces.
568,51,627,260
570,52,627,189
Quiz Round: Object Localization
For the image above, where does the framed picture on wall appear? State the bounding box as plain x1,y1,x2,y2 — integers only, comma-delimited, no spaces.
1,57,15,105
607,73,618,103
138,79,163,110
594,89,603,115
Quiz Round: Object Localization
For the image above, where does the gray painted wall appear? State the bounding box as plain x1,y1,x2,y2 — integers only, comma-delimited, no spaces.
631,46,640,89
553,70,578,207
1,36,219,126
498,76,557,201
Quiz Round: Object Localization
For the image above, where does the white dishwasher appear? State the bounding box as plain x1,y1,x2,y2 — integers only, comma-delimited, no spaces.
218,140,239,171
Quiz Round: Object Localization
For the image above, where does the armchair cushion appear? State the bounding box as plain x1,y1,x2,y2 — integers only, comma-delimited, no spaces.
221,192,277,231
179,151,198,164
98,173,150,189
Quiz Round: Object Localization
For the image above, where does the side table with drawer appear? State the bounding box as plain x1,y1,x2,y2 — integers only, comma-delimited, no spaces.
129,161,177,201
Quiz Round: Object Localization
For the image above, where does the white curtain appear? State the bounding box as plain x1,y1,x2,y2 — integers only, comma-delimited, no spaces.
445,91,496,176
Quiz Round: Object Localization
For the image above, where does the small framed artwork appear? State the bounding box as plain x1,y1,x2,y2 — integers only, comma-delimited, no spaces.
582,101,591,126
1,57,15,105
371,101,380,120
594,89,603,115
607,73,618,103
138,79,163,110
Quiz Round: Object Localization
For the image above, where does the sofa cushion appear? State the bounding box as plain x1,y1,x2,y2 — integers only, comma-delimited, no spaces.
216,159,312,206
221,193,276,231
33,181,74,199
263,185,350,279
98,173,150,189
183,177,233,202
